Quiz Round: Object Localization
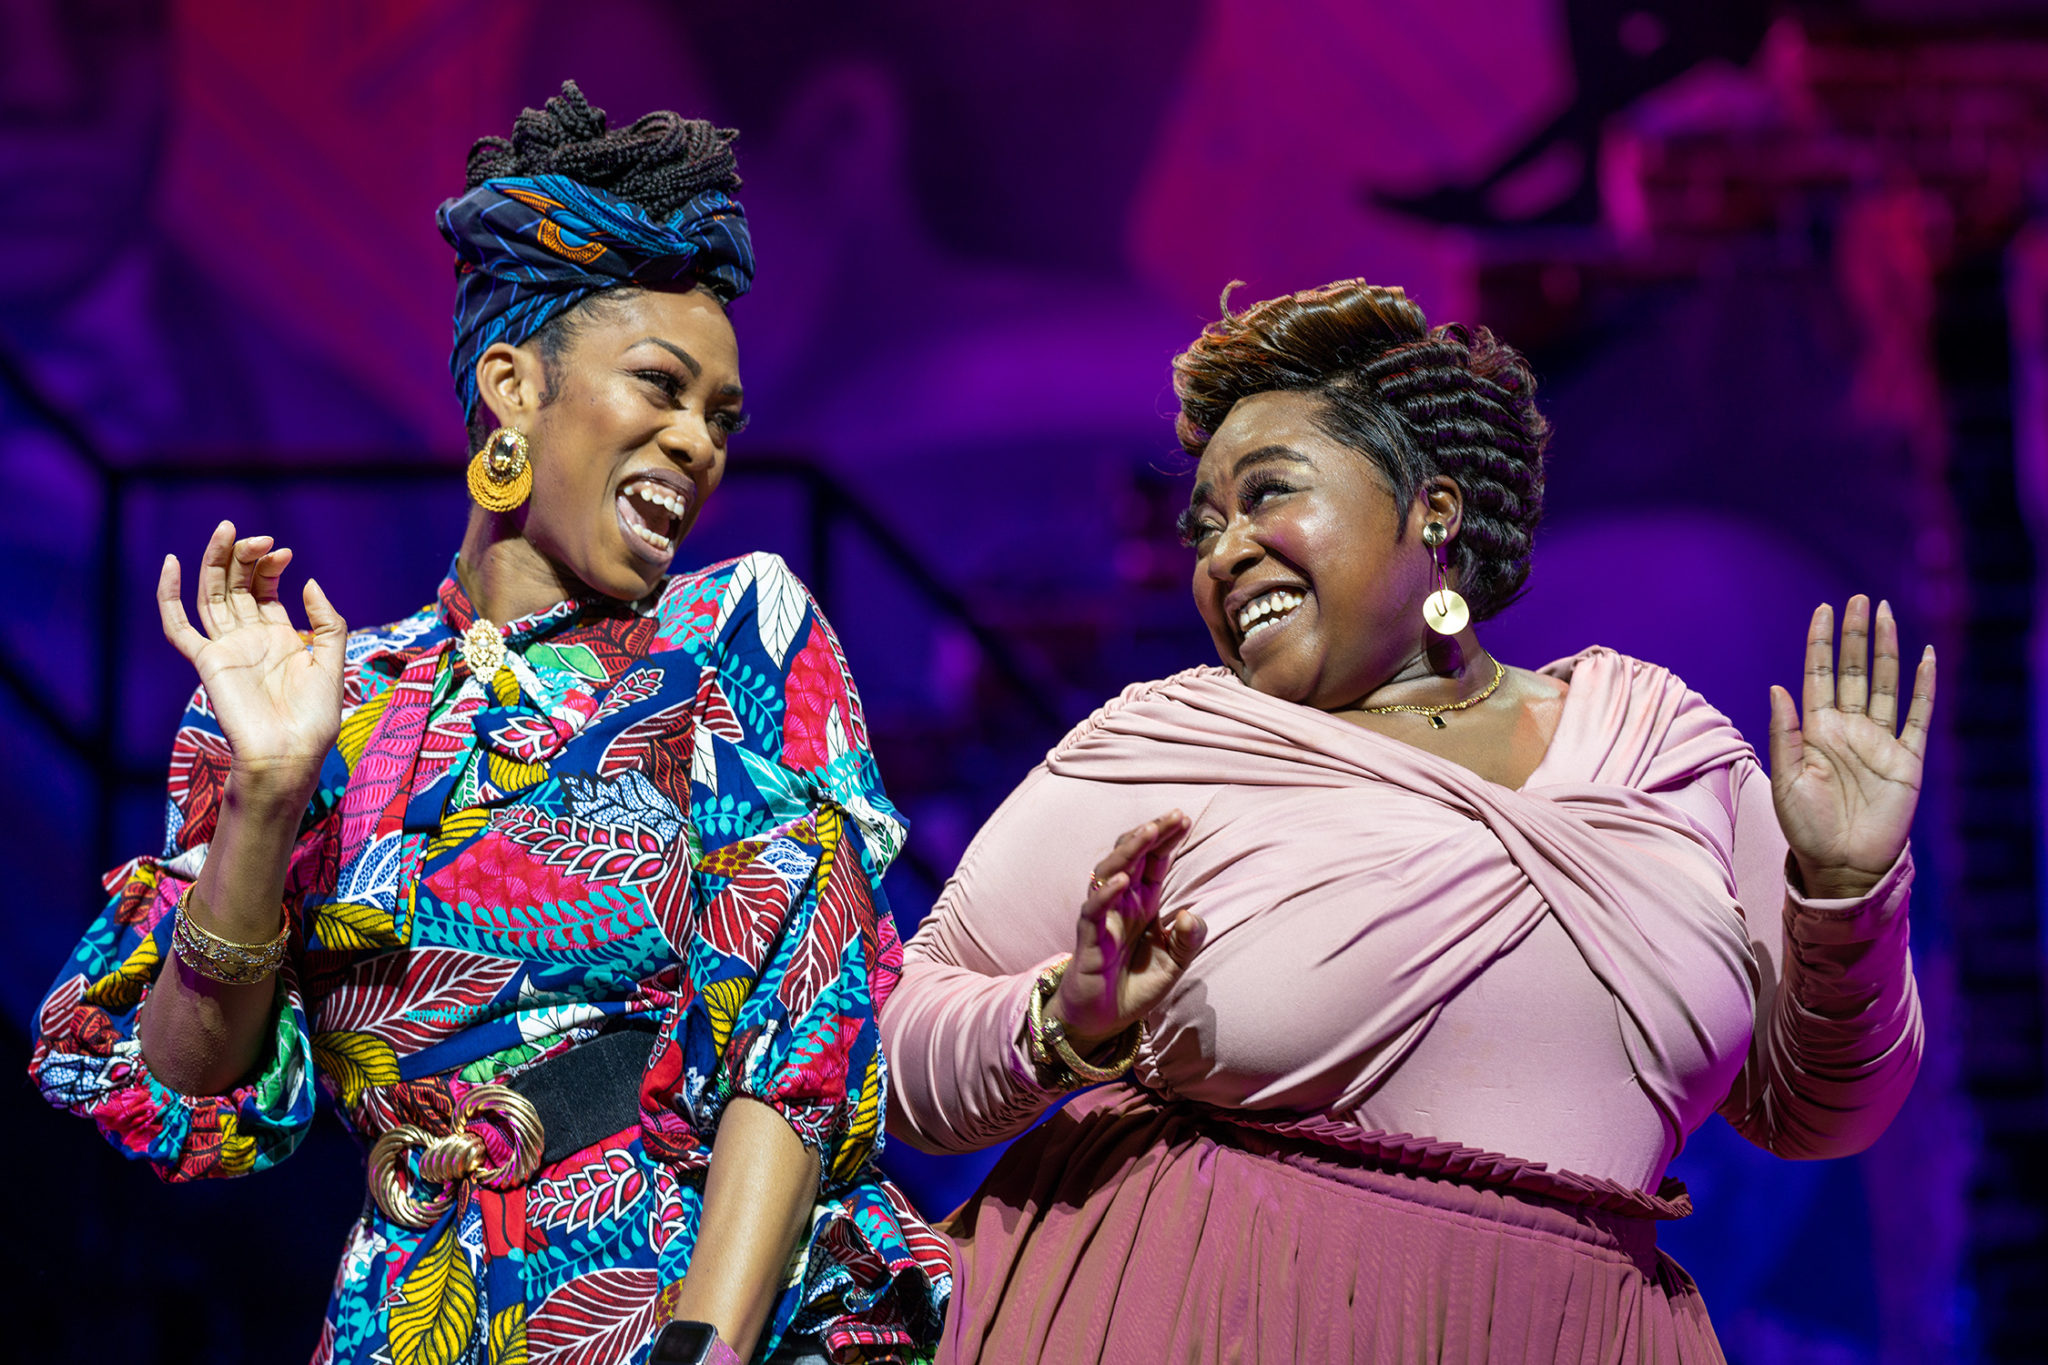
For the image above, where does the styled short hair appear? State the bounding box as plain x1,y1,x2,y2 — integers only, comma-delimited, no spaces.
1172,280,1552,621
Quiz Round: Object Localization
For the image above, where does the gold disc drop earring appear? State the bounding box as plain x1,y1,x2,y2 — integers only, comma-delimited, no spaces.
1421,521,1470,636
468,427,533,513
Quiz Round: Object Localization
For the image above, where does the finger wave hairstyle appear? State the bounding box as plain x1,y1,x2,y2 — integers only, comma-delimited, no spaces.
1172,280,1553,622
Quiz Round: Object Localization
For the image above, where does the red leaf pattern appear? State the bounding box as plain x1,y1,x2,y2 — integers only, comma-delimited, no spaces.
527,1146,648,1233
588,667,663,726
700,855,805,967
529,1267,661,1365
596,700,693,808
166,726,231,833
315,946,518,1053
693,665,745,742
496,809,668,888
781,823,868,1008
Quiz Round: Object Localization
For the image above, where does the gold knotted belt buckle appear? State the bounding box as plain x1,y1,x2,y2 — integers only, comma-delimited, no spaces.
366,1083,545,1229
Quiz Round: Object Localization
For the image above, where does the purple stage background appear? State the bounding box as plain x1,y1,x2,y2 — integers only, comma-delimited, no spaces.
3,2,2045,1361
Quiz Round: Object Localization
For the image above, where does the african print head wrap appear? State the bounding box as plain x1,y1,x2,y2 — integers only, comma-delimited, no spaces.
437,173,755,422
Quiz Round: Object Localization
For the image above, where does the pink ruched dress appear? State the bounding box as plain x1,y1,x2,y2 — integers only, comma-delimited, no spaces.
880,650,1921,1364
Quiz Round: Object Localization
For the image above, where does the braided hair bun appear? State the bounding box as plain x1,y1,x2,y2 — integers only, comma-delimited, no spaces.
465,80,740,219
1172,280,1551,622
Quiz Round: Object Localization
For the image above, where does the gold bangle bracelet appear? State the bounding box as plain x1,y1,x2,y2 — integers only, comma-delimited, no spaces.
171,887,289,986
1027,959,1142,1086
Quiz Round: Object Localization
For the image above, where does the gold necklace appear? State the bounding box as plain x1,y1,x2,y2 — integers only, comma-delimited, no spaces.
1357,657,1507,730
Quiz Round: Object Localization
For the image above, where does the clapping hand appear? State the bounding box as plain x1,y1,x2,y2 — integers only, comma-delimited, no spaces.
1768,596,1935,900
157,521,347,804
1051,811,1206,1052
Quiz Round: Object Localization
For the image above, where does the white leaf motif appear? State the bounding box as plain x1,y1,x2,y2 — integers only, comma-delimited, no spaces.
758,836,820,886
332,832,408,911
691,722,719,796
517,1002,609,1046
748,553,811,667
826,703,848,762
711,554,757,641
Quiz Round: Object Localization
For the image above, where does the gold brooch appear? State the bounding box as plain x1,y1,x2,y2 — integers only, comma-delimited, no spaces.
461,618,505,677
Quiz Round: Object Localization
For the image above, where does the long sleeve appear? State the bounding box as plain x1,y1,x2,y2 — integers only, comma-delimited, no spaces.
882,763,1171,1155
28,684,341,1180
1716,756,1923,1158
629,554,952,1353
641,554,909,1190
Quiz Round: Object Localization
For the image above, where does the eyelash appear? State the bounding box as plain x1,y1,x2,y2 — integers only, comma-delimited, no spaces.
1178,473,1295,548
635,369,684,401
635,371,747,435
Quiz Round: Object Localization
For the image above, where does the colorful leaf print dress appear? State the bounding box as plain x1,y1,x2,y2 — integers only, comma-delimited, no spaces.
29,552,953,1364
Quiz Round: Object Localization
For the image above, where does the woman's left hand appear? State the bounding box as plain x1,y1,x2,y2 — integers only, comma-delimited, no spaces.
1769,596,1936,900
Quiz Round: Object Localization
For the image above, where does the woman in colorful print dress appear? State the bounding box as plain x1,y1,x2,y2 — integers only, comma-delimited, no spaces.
30,83,950,1365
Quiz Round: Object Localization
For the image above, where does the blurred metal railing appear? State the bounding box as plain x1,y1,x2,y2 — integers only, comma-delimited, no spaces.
0,343,1063,894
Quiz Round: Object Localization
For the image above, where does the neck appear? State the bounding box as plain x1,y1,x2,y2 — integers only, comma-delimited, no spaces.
457,507,575,623
1348,627,1492,709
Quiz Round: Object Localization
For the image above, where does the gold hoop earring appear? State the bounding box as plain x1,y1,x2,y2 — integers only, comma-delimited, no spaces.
1421,520,1470,635
468,427,533,513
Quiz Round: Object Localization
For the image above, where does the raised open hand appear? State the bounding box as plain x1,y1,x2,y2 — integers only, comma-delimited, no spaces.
158,520,347,802
1052,810,1206,1052
1768,596,1935,901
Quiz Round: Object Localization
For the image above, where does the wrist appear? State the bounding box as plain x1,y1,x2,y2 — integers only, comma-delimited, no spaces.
1032,963,1142,1087
225,760,320,816
1791,856,1883,902
1047,983,1122,1057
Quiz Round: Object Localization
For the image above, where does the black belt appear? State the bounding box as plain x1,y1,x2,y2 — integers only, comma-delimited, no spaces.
506,1018,660,1166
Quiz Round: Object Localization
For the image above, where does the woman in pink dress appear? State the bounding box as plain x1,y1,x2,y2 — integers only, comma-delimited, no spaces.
879,280,1933,1363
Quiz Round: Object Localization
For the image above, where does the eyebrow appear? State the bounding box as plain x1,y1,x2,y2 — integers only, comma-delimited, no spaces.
631,337,744,400
1188,444,1312,509
632,337,702,378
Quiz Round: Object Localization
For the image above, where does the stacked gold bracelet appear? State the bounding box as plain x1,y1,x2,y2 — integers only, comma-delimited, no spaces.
170,887,290,985
1026,958,1143,1086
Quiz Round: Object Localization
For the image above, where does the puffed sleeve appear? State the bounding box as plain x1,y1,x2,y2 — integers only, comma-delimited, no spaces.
1716,756,1924,1158
28,684,341,1181
648,553,909,1188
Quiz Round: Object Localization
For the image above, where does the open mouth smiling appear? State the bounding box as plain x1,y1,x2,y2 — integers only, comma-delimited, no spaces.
1236,588,1306,644
617,474,691,560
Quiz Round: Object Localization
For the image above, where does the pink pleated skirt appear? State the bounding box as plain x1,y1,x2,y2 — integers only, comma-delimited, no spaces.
938,1087,1725,1365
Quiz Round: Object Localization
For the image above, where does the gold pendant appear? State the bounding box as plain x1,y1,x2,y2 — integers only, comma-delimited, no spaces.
1423,588,1470,636
1429,714,1448,730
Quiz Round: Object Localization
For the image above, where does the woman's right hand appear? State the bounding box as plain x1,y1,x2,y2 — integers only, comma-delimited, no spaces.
157,520,347,803
1050,810,1206,1052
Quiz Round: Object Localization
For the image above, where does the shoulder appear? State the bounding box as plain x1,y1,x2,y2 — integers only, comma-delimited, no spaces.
1535,646,1755,787
648,552,827,665
1536,645,1711,709
1048,666,1235,762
